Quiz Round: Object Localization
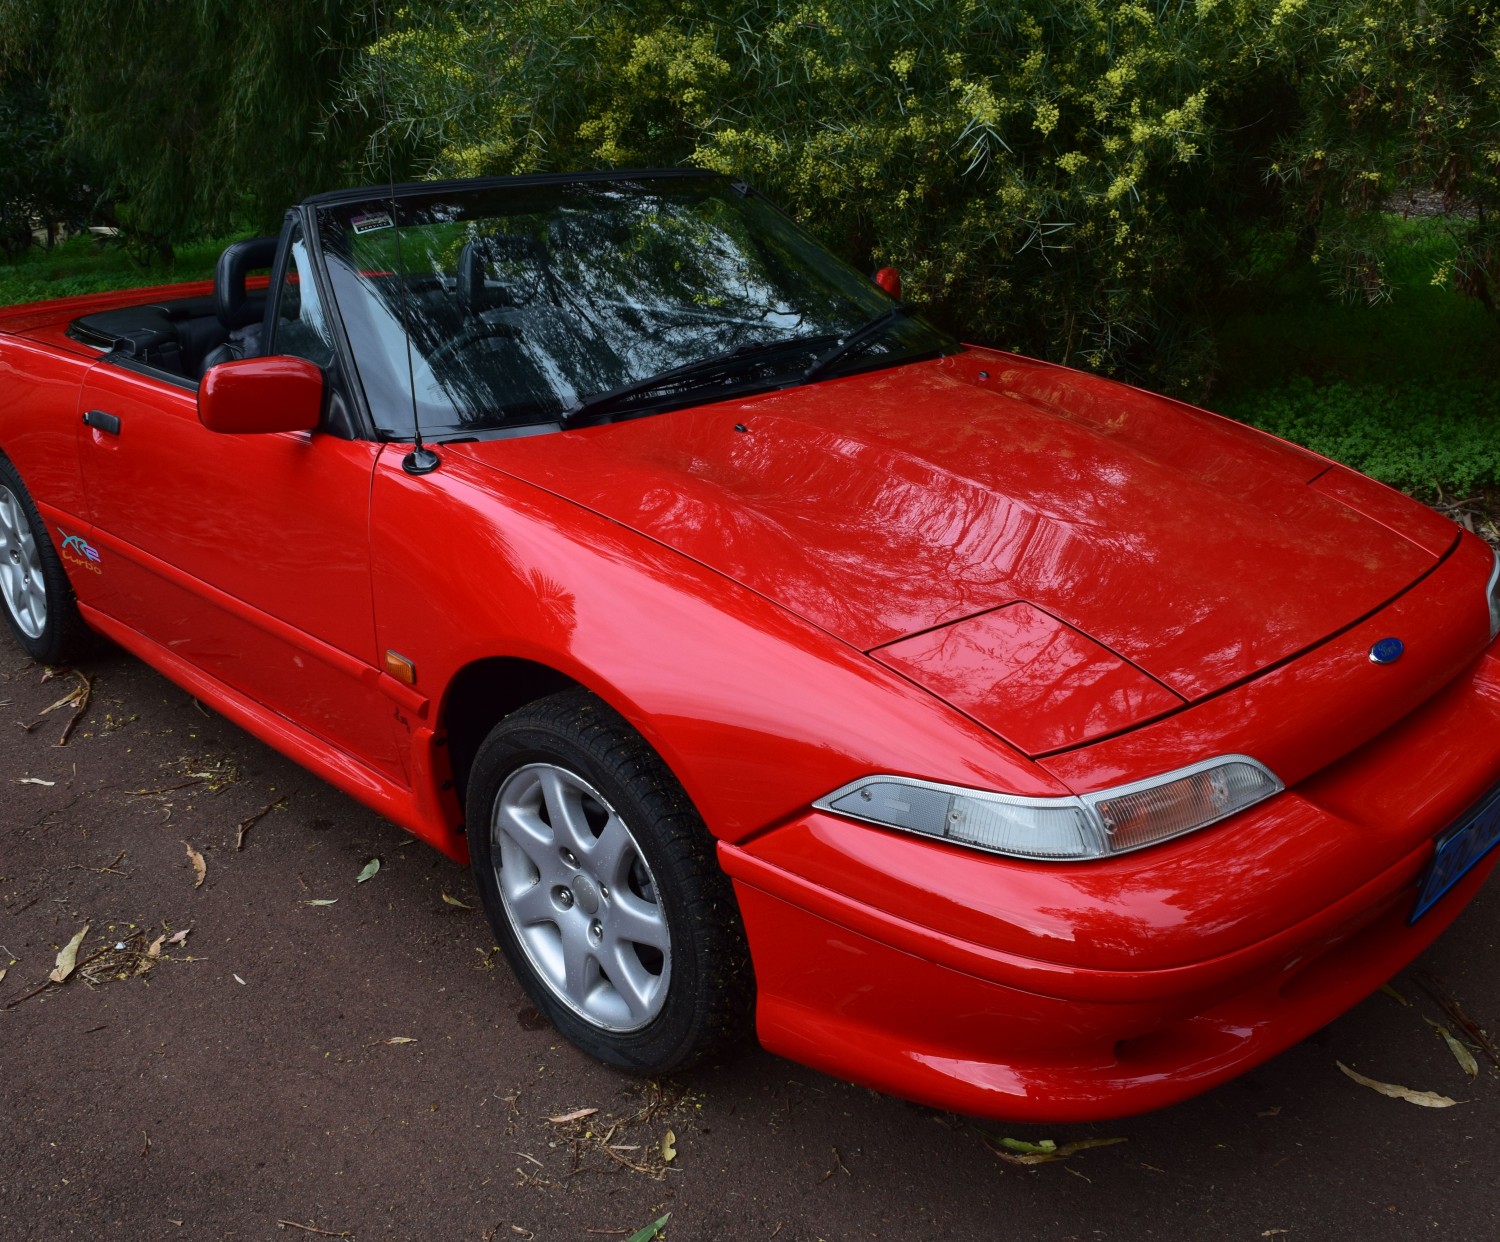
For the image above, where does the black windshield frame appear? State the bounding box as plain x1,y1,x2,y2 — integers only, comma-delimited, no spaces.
302,170,959,442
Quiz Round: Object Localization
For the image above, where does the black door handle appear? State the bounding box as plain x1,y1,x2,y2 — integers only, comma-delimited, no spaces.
83,409,121,435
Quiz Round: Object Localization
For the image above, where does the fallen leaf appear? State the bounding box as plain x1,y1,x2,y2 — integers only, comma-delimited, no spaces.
1380,982,1412,1007
1424,1018,1480,1080
166,929,191,947
182,841,206,889
0,968,7,984
1419,973,1500,1069
986,1135,1127,1165
355,858,380,884
49,925,90,983
999,1137,1058,1155
440,892,473,909
301,898,339,906
372,1036,416,1046
1337,1061,1458,1108
14,777,55,786
146,935,165,959
626,1214,670,1242
660,1129,677,1163
548,1107,599,1124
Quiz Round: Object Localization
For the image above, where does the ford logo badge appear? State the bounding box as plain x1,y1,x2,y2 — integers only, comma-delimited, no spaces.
1369,637,1404,665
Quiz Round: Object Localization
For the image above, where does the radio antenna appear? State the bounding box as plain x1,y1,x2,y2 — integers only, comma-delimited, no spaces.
370,0,439,475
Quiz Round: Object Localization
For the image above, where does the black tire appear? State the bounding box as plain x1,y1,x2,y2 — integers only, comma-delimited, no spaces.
0,455,91,665
465,689,751,1073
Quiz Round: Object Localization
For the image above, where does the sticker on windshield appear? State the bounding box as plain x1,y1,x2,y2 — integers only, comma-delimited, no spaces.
351,212,394,235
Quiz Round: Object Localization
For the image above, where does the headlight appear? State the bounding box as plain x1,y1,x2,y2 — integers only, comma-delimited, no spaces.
815,756,1283,861
1487,548,1499,643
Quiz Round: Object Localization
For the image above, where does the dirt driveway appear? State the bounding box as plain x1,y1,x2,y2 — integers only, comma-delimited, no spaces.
2,636,1498,1241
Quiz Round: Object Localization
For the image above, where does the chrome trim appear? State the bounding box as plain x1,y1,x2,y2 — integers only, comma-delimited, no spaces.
1486,548,1500,644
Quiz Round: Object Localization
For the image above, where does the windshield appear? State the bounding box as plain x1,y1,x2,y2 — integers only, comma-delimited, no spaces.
314,174,956,437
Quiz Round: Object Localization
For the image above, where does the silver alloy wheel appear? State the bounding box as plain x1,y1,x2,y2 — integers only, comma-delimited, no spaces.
492,762,671,1031
0,484,47,639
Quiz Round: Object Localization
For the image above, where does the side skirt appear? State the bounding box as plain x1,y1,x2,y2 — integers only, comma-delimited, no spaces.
78,602,468,862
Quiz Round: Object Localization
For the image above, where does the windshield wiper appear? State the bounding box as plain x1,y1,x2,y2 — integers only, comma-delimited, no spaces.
802,304,918,383
561,332,834,425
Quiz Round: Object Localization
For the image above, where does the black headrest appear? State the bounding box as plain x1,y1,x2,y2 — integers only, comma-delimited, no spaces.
456,239,489,314
215,236,280,329
456,234,544,314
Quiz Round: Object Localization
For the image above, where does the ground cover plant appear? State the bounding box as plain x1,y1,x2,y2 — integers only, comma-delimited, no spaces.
1214,216,1500,519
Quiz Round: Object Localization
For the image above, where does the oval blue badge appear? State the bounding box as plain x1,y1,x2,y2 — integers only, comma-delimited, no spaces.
1369,637,1404,665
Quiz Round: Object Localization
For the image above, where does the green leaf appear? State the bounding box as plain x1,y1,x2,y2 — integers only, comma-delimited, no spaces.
626,1215,671,1242
999,1137,1057,1155
355,858,380,884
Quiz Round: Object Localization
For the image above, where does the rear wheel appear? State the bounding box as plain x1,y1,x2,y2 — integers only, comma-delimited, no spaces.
466,690,750,1073
0,456,89,664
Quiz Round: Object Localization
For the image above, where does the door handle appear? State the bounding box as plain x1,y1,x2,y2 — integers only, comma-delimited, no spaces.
83,409,121,435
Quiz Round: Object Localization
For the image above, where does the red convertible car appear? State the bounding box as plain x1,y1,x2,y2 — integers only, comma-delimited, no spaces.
2,170,1498,1122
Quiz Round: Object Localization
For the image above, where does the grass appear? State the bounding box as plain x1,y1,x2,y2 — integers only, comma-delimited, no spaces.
1212,216,1500,501
0,233,234,306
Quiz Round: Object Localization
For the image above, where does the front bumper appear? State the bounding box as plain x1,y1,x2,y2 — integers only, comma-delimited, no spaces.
722,632,1500,1121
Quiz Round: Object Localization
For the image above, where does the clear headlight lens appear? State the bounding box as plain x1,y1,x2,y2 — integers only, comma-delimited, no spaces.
815,756,1283,862
1487,548,1499,643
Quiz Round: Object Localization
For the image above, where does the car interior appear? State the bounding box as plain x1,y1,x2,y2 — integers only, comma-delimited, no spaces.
66,236,279,384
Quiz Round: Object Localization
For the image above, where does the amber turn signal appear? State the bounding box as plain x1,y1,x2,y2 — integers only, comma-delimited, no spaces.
384,650,416,685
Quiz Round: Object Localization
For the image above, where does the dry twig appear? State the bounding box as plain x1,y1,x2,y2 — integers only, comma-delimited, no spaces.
236,796,288,850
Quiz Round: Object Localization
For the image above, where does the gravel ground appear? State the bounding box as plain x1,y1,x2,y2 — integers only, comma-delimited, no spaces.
2,637,1498,1242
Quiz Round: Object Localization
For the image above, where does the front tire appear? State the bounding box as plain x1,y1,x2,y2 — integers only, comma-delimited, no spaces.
0,456,89,664
466,690,750,1073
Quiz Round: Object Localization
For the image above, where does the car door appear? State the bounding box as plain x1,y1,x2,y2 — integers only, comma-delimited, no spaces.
74,230,403,782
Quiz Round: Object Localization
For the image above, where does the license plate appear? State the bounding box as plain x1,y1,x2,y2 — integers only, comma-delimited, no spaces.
1412,783,1500,922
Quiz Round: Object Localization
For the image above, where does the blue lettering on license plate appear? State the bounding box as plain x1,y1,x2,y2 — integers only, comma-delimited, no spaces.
1412,784,1500,922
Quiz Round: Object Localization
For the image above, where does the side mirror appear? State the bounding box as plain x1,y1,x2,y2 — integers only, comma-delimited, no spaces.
872,266,903,300
198,356,323,435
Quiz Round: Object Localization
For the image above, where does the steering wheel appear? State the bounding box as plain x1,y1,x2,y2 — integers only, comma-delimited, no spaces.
430,318,523,365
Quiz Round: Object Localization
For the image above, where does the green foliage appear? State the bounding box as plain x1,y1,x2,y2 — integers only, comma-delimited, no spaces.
0,0,373,251
1222,377,1500,499
1266,0,1500,309
346,0,1500,397
1215,215,1500,502
350,0,1295,394
0,234,227,306
4,0,1493,501
1215,217,1500,392
0,29,95,255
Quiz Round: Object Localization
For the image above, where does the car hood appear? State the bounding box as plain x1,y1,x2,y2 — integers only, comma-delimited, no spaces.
455,350,1443,704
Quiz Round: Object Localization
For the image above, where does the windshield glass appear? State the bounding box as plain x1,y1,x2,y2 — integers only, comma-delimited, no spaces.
314,174,956,437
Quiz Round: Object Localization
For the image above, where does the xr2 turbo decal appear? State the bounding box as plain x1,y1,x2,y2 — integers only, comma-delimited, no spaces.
59,530,103,575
